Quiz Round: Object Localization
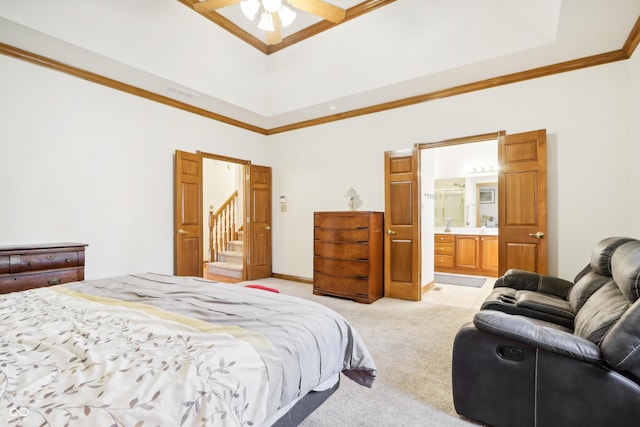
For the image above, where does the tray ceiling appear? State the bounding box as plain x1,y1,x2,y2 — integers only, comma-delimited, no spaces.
0,0,638,132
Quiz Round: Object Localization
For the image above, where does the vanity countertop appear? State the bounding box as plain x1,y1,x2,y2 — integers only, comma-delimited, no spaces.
434,227,499,236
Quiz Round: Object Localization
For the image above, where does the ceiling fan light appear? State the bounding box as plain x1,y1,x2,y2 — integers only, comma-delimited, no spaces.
262,0,282,13
240,0,260,20
258,11,275,31
279,4,296,28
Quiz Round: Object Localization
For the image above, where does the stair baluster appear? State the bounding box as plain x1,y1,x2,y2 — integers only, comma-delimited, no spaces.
208,191,239,262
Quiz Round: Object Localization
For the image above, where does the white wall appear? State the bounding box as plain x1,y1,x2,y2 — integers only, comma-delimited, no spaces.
270,58,635,280
629,49,640,239
1,49,637,282
0,54,269,279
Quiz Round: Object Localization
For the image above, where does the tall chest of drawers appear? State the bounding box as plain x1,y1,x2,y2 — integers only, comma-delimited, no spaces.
0,243,88,294
313,211,384,304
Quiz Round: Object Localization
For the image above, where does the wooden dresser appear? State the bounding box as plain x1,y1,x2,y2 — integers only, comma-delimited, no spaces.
313,211,384,304
0,243,88,294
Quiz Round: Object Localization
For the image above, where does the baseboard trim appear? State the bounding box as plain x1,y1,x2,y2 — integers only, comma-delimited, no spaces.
422,280,436,295
272,273,313,285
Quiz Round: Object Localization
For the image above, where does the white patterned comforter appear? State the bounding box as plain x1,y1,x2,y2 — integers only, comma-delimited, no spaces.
0,273,377,426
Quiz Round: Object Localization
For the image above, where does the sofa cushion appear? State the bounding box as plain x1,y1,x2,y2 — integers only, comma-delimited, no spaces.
567,271,612,313
611,240,640,302
590,236,637,276
573,281,630,344
514,291,574,319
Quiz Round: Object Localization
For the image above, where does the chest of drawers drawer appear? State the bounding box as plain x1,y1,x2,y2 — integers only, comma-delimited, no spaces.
314,241,370,260
0,269,83,294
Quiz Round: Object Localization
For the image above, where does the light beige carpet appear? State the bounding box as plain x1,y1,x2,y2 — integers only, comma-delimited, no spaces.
248,278,483,427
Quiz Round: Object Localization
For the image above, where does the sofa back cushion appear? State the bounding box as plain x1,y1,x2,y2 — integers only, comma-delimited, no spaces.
568,271,614,313
573,281,630,344
599,241,640,377
589,236,637,277
611,240,640,302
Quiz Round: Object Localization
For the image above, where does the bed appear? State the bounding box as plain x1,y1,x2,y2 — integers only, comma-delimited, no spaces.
0,273,376,426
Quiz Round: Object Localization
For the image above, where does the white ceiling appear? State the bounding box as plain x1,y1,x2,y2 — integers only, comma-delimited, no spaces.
0,0,638,130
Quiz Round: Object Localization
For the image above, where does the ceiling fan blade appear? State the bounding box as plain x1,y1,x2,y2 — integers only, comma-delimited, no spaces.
289,0,346,24
194,0,240,13
266,13,283,45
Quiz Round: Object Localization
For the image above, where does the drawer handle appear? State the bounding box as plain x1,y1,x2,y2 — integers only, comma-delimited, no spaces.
48,278,62,285
66,258,71,263
28,261,34,266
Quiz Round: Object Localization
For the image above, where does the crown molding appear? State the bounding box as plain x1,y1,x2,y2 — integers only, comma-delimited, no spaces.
0,16,638,136
0,42,268,134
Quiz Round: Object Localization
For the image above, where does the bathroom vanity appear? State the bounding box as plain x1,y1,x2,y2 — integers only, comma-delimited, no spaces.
434,230,498,277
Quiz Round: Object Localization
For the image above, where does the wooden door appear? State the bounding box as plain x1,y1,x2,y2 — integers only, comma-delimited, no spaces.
246,164,272,280
174,150,203,277
384,148,421,301
498,129,548,275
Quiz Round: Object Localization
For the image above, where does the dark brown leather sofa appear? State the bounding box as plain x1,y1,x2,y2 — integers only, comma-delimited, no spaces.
452,238,640,427
480,237,636,328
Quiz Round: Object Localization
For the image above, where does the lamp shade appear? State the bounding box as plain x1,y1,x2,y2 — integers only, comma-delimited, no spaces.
240,0,260,20
257,11,275,31
279,4,296,27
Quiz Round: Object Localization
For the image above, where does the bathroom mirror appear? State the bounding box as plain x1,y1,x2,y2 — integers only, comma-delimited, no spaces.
434,177,498,228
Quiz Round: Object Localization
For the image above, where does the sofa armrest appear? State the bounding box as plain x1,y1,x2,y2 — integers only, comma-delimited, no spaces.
473,310,602,365
495,269,574,298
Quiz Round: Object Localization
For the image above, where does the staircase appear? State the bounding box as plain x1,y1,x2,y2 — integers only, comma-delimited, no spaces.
207,231,244,280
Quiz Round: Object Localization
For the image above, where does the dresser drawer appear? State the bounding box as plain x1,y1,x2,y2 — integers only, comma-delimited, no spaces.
0,268,83,294
435,234,454,243
314,228,369,242
434,243,454,255
19,251,80,272
313,272,369,297
435,255,454,268
314,241,369,260
314,257,370,277
314,213,370,229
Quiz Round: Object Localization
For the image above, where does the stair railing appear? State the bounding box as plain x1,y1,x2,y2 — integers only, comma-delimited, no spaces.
208,190,238,263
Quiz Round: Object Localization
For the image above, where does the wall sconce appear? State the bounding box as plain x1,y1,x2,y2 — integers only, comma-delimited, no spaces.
344,188,360,211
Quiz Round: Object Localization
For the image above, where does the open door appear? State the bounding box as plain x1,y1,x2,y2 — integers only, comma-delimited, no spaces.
246,164,272,280
384,148,421,301
498,129,548,274
174,150,203,276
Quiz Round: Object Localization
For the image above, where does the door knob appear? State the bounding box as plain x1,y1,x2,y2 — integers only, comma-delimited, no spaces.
178,229,189,235
528,232,544,239
386,229,396,235
265,226,271,231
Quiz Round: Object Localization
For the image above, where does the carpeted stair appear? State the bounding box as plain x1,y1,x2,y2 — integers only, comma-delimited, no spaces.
207,231,243,279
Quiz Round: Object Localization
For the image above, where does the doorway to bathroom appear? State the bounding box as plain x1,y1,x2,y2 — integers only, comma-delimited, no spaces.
421,134,500,294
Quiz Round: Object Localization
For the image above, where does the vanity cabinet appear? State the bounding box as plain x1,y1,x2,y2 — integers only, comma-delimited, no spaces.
313,211,383,304
0,243,88,294
434,234,498,277
455,235,480,273
479,236,499,276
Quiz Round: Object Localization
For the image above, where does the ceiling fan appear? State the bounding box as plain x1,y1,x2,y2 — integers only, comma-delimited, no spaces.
194,0,346,45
